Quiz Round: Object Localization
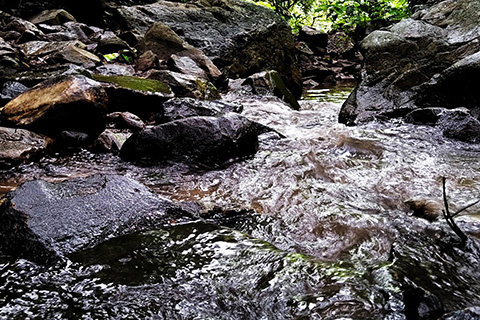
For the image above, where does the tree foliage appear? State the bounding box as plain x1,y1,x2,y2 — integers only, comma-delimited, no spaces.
250,0,411,32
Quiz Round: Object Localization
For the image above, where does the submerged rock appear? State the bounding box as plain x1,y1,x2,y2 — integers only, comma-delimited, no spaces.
0,126,52,167
0,174,188,264
0,75,108,140
120,113,260,166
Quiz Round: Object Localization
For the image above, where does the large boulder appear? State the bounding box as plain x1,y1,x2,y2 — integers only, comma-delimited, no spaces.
0,75,108,140
339,0,480,142
0,174,188,264
120,113,260,166
115,0,302,97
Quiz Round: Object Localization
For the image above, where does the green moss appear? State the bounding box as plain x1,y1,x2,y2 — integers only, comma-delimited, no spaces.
91,74,172,94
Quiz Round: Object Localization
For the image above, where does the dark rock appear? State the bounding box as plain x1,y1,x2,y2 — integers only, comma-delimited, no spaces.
0,75,108,140
340,0,480,143
0,174,187,264
162,97,242,122
0,81,29,105
405,107,444,125
29,9,77,25
58,130,91,147
120,113,260,166
0,126,52,168
440,306,480,320
106,111,145,131
298,26,328,54
115,0,302,97
95,30,132,54
403,283,445,320
437,109,480,143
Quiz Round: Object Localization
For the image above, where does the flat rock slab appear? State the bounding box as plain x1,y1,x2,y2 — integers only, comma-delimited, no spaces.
0,174,188,264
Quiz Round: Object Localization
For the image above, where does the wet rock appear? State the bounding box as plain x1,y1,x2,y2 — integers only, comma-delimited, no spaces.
146,69,220,100
437,109,480,143
29,9,77,25
106,111,145,131
90,73,173,120
95,30,132,54
162,97,242,122
19,40,101,67
440,306,480,320
120,113,260,166
93,128,131,153
4,16,44,39
0,174,187,264
340,0,480,143
0,126,52,168
115,0,302,97
405,198,441,222
0,75,108,140
403,283,445,320
405,107,444,126
96,64,135,76
0,81,28,106
298,26,328,55
243,70,300,110
137,22,224,87
135,50,159,71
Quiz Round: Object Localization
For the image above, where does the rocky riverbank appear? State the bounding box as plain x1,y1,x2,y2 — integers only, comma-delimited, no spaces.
340,0,480,143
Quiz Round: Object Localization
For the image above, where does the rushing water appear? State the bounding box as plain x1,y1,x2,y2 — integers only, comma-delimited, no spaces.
2,87,480,319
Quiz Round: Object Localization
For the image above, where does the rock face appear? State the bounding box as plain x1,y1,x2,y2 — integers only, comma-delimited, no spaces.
120,113,260,166
0,75,108,139
115,0,302,97
339,0,480,142
0,174,187,264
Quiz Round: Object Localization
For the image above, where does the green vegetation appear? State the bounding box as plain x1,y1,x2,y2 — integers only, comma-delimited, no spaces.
250,0,411,32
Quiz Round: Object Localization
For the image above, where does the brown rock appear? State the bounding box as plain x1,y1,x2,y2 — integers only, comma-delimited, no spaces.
0,75,108,139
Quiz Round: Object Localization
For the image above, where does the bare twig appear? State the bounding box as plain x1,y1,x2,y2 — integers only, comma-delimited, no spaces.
442,177,468,244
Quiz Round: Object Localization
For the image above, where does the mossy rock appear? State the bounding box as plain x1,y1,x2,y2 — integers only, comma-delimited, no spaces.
91,74,172,95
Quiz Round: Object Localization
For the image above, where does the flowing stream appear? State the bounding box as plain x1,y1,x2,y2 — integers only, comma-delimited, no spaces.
2,86,480,319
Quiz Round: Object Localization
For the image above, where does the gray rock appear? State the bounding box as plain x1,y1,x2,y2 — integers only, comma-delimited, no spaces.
115,0,302,97
440,306,480,320
0,174,188,264
0,126,52,167
106,111,145,131
120,113,260,166
29,9,77,25
339,0,480,143
162,97,242,122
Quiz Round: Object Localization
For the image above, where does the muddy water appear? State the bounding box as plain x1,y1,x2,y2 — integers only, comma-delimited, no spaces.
2,87,480,319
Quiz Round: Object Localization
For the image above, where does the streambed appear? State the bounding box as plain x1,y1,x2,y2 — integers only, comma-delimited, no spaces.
2,87,480,319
